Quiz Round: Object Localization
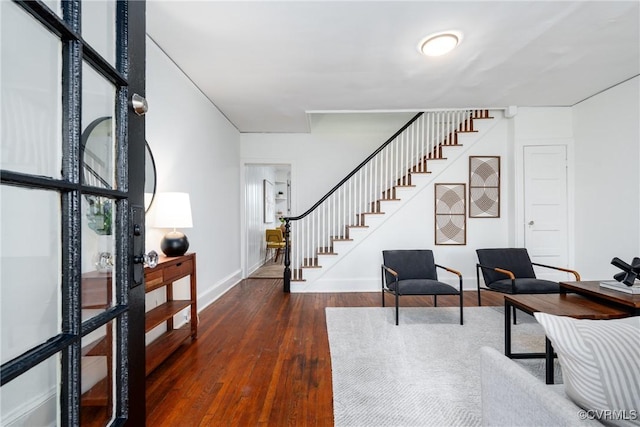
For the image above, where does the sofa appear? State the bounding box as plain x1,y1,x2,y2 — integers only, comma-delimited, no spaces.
480,346,601,426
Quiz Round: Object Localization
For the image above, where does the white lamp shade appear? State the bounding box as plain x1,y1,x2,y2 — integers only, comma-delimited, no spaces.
150,192,193,229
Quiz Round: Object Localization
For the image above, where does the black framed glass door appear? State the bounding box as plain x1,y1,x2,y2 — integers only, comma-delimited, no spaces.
1,0,146,425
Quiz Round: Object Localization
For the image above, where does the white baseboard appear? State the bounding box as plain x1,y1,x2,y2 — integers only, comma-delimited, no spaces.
197,269,243,312
246,260,263,277
2,387,56,427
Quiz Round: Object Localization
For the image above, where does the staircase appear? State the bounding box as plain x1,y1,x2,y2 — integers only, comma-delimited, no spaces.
283,109,498,292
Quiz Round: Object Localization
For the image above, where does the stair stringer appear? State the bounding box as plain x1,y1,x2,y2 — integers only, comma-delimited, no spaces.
290,112,504,292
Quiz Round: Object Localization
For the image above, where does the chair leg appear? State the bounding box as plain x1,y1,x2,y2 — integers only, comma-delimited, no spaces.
476,265,482,306
380,267,385,308
459,289,464,325
434,295,437,307
513,305,517,325
395,292,399,325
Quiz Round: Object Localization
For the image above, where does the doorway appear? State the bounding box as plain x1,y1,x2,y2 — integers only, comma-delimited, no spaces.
243,164,291,278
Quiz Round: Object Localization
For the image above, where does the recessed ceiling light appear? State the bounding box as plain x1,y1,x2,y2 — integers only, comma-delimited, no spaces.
418,31,462,57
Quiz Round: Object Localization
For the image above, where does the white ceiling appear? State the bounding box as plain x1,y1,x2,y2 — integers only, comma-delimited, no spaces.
146,1,640,133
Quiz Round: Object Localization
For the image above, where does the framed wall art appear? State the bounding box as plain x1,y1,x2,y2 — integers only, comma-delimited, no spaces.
434,183,466,245
469,156,500,218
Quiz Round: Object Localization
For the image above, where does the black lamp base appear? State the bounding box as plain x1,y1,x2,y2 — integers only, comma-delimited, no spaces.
161,231,189,257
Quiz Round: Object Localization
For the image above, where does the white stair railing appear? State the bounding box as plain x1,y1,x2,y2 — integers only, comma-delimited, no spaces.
283,109,490,290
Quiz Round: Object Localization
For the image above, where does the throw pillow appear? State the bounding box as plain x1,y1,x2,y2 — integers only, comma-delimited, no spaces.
534,313,640,427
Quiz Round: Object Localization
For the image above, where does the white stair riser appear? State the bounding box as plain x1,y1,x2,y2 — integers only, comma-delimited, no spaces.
378,200,402,214
362,215,385,227
394,187,414,199
299,267,323,282
316,254,339,269
347,227,370,240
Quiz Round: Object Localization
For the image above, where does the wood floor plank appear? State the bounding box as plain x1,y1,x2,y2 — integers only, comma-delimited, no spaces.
145,279,503,426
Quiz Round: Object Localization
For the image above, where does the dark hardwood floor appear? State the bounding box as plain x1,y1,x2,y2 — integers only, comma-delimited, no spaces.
145,278,503,426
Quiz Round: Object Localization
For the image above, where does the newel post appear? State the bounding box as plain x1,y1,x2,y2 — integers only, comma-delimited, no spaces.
283,218,291,293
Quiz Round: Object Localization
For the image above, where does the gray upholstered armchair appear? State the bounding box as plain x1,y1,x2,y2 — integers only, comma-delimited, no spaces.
475,248,581,306
381,250,463,325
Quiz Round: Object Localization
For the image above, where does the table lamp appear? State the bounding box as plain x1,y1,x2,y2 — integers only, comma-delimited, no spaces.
151,192,193,257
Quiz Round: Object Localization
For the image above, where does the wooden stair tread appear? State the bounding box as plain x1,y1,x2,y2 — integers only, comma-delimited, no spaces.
82,337,108,357
81,377,109,407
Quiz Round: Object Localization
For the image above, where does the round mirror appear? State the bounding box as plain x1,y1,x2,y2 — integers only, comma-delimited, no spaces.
81,116,157,212
144,140,157,211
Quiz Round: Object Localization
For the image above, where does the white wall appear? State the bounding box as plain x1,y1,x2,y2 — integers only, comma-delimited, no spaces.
572,76,640,280
145,37,242,311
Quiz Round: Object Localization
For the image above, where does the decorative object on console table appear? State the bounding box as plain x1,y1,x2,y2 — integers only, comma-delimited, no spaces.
600,256,640,294
611,256,640,286
144,252,197,375
151,192,193,256
434,183,466,245
469,156,500,218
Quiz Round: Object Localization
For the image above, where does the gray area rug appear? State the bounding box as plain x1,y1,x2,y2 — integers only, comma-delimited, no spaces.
326,306,560,427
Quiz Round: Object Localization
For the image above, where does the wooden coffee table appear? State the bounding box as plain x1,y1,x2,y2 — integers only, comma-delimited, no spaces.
504,293,632,384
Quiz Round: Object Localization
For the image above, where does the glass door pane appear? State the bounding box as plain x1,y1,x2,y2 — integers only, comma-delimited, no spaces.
82,63,116,190
82,0,116,67
0,352,61,426
0,187,61,362
82,196,117,320
0,1,62,178
81,320,116,425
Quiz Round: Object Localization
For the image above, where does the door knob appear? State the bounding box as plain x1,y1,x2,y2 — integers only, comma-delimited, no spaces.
134,250,159,268
528,220,535,226
131,93,148,116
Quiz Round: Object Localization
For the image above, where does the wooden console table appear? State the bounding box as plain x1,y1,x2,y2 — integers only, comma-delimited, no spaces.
80,271,113,409
144,252,197,375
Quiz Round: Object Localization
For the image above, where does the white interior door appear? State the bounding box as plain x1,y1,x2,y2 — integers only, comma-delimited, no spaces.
523,145,569,280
